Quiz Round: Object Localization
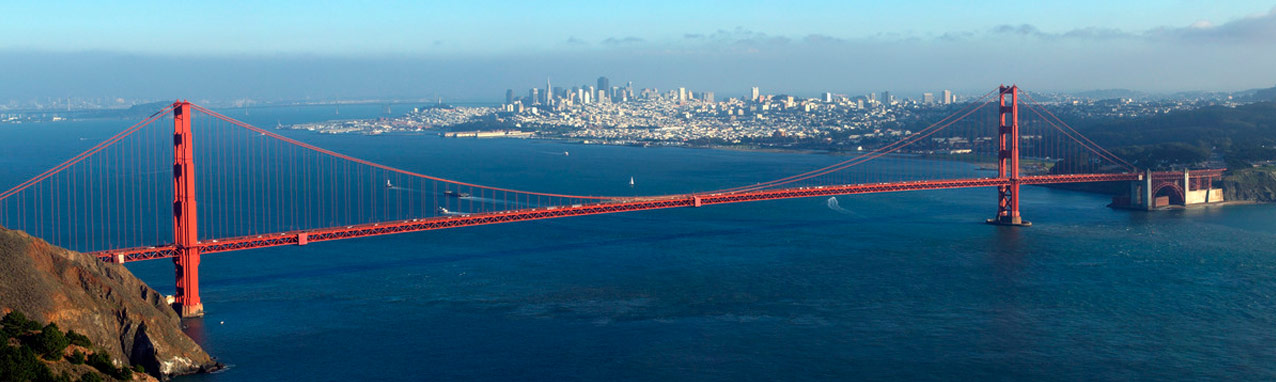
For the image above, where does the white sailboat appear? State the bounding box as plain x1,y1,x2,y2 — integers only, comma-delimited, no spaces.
629,176,635,186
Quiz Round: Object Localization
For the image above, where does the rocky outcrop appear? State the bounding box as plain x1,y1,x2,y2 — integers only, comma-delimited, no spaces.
1221,168,1276,202
0,226,220,378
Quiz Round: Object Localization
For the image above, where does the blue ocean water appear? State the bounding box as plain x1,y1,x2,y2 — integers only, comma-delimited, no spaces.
4,105,1276,381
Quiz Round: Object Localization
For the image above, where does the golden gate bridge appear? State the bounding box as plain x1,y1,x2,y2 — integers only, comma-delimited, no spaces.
0,85,1224,317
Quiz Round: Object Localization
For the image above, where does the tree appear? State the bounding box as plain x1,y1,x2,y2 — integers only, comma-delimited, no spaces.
67,350,86,365
64,330,92,348
2,311,42,338
0,344,49,382
86,352,132,380
32,323,70,360
86,352,113,374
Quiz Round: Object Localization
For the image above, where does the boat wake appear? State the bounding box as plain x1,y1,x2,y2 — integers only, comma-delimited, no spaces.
826,197,862,217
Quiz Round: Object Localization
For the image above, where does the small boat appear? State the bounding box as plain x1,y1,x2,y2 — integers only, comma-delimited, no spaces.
385,180,393,188
564,151,570,156
629,176,634,186
437,206,450,214
444,190,471,198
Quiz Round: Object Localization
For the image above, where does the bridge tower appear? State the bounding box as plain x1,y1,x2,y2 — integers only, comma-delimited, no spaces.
988,85,1031,226
172,101,203,317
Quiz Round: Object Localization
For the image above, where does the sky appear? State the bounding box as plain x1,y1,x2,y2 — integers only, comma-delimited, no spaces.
2,0,1275,102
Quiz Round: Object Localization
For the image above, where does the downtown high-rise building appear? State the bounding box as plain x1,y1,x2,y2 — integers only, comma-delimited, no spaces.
942,90,953,105
546,77,553,107
597,77,610,100
505,89,514,104
922,92,934,104
750,87,760,102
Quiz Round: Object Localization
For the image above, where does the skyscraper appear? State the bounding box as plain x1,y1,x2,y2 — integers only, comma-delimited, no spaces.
881,91,892,105
823,92,833,103
678,87,687,102
942,90,953,105
546,77,553,107
597,77,610,100
922,93,934,104
505,89,514,104
750,87,760,102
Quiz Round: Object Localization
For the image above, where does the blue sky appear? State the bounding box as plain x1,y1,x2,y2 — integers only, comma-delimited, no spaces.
1,1,1275,101
2,0,1271,54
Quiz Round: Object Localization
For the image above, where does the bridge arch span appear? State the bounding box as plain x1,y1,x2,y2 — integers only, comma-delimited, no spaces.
1151,181,1186,205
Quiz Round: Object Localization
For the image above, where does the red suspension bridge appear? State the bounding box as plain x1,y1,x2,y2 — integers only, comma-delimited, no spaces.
0,86,1224,317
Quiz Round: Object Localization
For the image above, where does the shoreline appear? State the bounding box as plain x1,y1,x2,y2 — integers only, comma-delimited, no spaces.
1109,199,1263,211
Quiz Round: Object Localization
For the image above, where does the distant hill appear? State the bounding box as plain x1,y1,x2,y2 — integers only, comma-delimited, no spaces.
1069,89,1147,100
1241,85,1276,102
1076,102,1276,169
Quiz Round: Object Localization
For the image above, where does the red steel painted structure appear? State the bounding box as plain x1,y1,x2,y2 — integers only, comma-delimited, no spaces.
92,170,1222,264
171,102,203,317
991,85,1027,226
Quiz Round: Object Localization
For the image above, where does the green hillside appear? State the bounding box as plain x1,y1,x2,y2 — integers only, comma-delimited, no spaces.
1075,102,1276,169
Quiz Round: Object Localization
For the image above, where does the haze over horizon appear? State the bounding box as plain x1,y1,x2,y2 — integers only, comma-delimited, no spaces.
3,0,1276,102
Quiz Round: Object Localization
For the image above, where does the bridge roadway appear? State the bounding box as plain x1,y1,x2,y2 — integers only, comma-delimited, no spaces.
94,171,1181,263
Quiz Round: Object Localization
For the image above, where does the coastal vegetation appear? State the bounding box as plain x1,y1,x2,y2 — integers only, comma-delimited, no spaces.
1074,101,1276,169
1,311,136,382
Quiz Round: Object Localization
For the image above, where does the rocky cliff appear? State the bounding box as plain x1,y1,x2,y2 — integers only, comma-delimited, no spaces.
0,226,220,378
1221,168,1276,202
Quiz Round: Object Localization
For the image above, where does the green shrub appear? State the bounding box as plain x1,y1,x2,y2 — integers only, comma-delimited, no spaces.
132,364,146,373
32,323,70,360
0,343,52,382
85,351,132,381
2,311,42,337
65,330,92,348
114,364,133,380
78,371,103,382
67,349,86,364
87,352,113,373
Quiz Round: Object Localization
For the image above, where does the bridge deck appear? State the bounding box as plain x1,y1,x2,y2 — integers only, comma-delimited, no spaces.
94,172,1152,263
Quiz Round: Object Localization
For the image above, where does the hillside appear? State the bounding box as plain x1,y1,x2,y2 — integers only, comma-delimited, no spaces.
0,226,220,379
1220,167,1276,202
1075,101,1276,169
